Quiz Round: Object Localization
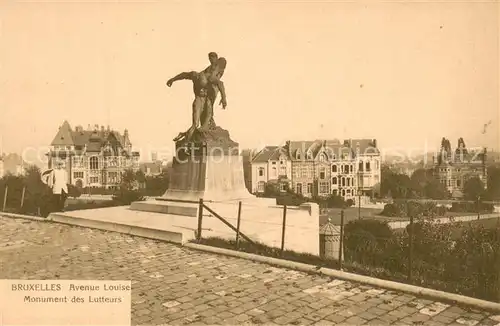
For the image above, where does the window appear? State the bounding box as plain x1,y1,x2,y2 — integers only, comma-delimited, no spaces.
89,176,99,184
332,177,337,185
108,157,119,167
108,172,119,183
319,153,326,162
279,166,286,176
307,183,313,194
342,177,346,187
257,181,265,192
300,165,307,178
332,189,338,196
73,172,84,179
296,183,303,194
350,165,353,173
332,165,337,173
280,183,287,192
366,161,371,172
319,167,326,179
306,151,313,160
90,156,99,170
375,160,379,170
319,182,329,194
457,179,461,187
272,161,277,165
258,167,265,177
308,165,314,178
296,150,302,160
342,189,346,197
347,178,351,186
346,189,351,195
358,161,363,172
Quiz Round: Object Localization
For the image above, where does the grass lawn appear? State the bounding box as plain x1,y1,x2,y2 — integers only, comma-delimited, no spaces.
319,207,406,225
447,216,500,239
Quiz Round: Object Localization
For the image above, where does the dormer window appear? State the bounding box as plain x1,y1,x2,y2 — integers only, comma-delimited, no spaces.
306,151,313,160
319,153,327,162
296,150,302,160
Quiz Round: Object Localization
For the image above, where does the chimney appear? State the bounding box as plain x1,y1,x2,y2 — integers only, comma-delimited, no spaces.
101,126,105,133
372,139,377,148
124,129,129,137
87,124,91,131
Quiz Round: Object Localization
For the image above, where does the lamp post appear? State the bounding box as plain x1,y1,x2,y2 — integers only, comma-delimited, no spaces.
357,170,362,219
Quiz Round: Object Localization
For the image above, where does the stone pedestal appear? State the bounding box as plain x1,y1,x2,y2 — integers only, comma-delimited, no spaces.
130,126,273,216
162,126,256,202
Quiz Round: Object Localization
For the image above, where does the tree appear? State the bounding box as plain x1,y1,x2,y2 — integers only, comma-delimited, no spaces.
381,166,413,198
135,170,146,188
463,176,485,201
410,168,448,200
486,166,500,200
121,169,137,190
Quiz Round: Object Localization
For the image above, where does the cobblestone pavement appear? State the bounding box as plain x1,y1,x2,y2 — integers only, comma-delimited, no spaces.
1,216,499,326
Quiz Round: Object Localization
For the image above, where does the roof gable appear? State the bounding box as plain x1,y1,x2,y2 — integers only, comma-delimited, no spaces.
51,120,75,146
251,146,280,163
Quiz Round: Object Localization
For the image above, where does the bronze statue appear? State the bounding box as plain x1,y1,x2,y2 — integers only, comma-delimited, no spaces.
201,52,227,129
166,53,227,142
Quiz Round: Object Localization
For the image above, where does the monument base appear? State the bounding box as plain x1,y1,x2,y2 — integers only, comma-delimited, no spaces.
132,125,266,215
50,200,320,255
127,125,320,255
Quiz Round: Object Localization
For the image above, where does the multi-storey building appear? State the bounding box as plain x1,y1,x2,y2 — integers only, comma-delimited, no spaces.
433,137,487,198
250,139,381,203
346,139,381,196
250,146,292,193
47,121,140,189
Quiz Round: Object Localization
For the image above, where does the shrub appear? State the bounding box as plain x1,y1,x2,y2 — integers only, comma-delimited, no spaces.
67,184,81,198
449,202,494,214
343,219,399,267
112,188,145,205
345,199,354,207
381,203,400,217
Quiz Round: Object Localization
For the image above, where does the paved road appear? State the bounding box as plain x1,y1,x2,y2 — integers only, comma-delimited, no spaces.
1,215,499,326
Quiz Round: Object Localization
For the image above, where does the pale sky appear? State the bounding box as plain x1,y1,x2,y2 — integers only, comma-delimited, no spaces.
1,1,499,163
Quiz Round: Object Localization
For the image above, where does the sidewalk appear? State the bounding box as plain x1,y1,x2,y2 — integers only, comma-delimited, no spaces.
1,215,499,325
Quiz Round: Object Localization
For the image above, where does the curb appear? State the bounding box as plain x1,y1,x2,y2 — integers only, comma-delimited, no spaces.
185,242,500,313
0,212,48,222
3,211,500,313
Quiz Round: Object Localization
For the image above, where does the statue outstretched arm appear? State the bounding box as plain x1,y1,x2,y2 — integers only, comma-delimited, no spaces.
166,71,196,87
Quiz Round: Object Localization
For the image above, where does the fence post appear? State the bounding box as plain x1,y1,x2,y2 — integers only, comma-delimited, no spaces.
496,217,500,303
339,209,344,270
235,201,242,249
196,198,204,242
477,196,481,220
2,185,8,212
20,186,26,209
281,204,287,254
408,214,414,282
